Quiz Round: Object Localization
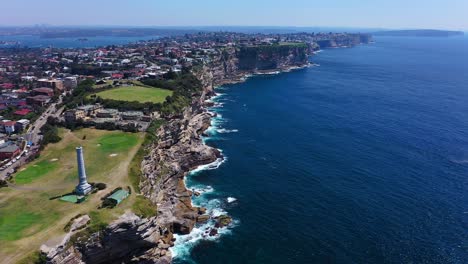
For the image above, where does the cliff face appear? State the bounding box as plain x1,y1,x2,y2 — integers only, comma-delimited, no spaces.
45,213,172,264
140,99,221,232
316,34,372,48
237,44,308,71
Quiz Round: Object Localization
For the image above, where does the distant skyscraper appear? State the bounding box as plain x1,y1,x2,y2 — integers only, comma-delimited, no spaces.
75,146,92,195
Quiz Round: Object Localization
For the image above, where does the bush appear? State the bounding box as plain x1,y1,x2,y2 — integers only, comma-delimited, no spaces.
95,182,107,190
40,122,62,146
0,179,7,188
101,199,117,209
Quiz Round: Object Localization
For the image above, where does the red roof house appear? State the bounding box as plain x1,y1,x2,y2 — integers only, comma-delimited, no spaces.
1,83,14,89
112,73,124,79
14,109,32,116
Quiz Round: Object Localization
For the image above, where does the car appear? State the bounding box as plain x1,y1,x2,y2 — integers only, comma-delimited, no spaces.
6,162,12,167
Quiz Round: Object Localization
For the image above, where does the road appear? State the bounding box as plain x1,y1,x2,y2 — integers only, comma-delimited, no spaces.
0,96,64,181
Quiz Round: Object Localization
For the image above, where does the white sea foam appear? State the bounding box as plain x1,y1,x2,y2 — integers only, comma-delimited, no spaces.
227,197,237,203
171,194,236,262
217,128,238,134
255,71,281,75
192,185,214,194
171,220,233,261
189,157,225,176
173,92,236,262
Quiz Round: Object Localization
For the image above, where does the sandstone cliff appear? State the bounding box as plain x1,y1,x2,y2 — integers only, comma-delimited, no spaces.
237,44,308,71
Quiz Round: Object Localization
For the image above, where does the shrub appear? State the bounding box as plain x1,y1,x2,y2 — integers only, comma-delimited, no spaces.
95,182,107,190
0,179,7,188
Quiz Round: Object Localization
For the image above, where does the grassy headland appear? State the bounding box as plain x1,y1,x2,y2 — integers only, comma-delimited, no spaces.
0,128,144,263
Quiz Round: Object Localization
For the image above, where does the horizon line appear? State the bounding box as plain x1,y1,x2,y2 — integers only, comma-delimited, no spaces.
0,25,466,32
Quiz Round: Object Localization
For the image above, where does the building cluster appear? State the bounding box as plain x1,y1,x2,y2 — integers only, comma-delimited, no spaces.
64,104,153,131
0,31,369,167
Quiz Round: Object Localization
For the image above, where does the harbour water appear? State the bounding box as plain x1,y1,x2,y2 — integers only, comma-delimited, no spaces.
0,35,158,48
173,36,468,263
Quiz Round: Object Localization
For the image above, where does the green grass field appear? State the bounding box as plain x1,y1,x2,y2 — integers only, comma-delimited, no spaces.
15,160,59,185
93,86,172,103
0,128,145,262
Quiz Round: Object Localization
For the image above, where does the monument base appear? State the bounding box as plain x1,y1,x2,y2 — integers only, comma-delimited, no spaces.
75,183,92,196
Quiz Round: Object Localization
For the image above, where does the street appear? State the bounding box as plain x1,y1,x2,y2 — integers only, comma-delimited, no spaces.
0,96,64,181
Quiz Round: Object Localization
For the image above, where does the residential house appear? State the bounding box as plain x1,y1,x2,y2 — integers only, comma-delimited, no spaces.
0,141,20,159
2,121,16,134
26,95,51,106
64,109,86,123
38,78,64,91
96,109,118,118
32,87,54,97
15,119,30,132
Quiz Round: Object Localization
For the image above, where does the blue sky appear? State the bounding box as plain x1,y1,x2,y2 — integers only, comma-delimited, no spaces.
1,0,466,30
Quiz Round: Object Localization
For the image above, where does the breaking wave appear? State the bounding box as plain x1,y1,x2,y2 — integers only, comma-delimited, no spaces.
217,128,239,134
172,91,236,263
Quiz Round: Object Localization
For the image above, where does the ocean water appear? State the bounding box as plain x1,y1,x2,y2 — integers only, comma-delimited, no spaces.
0,35,158,48
173,36,468,264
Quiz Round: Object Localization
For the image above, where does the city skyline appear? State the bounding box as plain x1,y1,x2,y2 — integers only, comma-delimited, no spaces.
1,0,467,30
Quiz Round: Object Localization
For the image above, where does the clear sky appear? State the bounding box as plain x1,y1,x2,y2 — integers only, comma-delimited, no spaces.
1,0,467,30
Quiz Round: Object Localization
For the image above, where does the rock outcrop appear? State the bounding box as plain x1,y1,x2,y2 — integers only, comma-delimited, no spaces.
45,213,174,263
140,98,221,233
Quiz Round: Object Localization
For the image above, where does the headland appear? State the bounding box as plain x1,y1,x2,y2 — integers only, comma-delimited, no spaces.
0,31,371,263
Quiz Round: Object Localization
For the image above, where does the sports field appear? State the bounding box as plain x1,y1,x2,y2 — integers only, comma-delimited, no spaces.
0,128,144,263
93,86,172,103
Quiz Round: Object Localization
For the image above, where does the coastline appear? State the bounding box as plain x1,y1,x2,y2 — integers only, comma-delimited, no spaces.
42,63,310,264
43,40,362,263
168,62,313,261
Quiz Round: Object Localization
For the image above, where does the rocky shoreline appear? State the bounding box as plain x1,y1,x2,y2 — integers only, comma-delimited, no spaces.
43,63,306,263
42,40,361,263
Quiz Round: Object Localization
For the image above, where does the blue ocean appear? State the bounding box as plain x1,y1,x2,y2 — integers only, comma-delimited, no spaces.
173,36,468,264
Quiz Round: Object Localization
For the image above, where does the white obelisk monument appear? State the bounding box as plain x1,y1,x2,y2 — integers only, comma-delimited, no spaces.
75,146,92,195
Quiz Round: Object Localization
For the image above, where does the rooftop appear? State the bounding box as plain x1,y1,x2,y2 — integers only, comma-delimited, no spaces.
107,189,129,204
0,142,19,153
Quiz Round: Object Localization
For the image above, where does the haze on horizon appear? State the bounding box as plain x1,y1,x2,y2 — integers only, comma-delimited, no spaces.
1,0,467,31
